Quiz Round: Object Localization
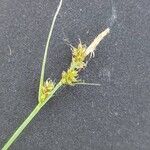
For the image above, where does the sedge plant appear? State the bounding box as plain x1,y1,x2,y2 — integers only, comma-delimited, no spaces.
2,0,110,149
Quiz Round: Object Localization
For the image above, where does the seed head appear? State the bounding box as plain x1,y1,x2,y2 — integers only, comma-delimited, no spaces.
40,79,55,102
71,42,87,69
61,69,79,85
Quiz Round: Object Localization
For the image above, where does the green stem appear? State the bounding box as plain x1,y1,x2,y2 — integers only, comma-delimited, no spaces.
2,82,62,150
2,103,43,150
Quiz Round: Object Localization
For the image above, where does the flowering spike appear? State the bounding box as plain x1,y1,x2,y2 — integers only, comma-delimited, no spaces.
71,42,87,69
61,69,79,85
40,79,55,102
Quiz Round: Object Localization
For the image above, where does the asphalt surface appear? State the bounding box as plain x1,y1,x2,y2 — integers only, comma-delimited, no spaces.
0,0,150,149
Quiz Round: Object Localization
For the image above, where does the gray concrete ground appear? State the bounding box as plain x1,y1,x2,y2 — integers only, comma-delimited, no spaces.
0,0,150,149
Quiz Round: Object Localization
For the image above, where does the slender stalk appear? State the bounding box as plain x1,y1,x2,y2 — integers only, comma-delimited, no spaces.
38,0,63,101
2,82,62,150
75,82,101,86
2,103,43,150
